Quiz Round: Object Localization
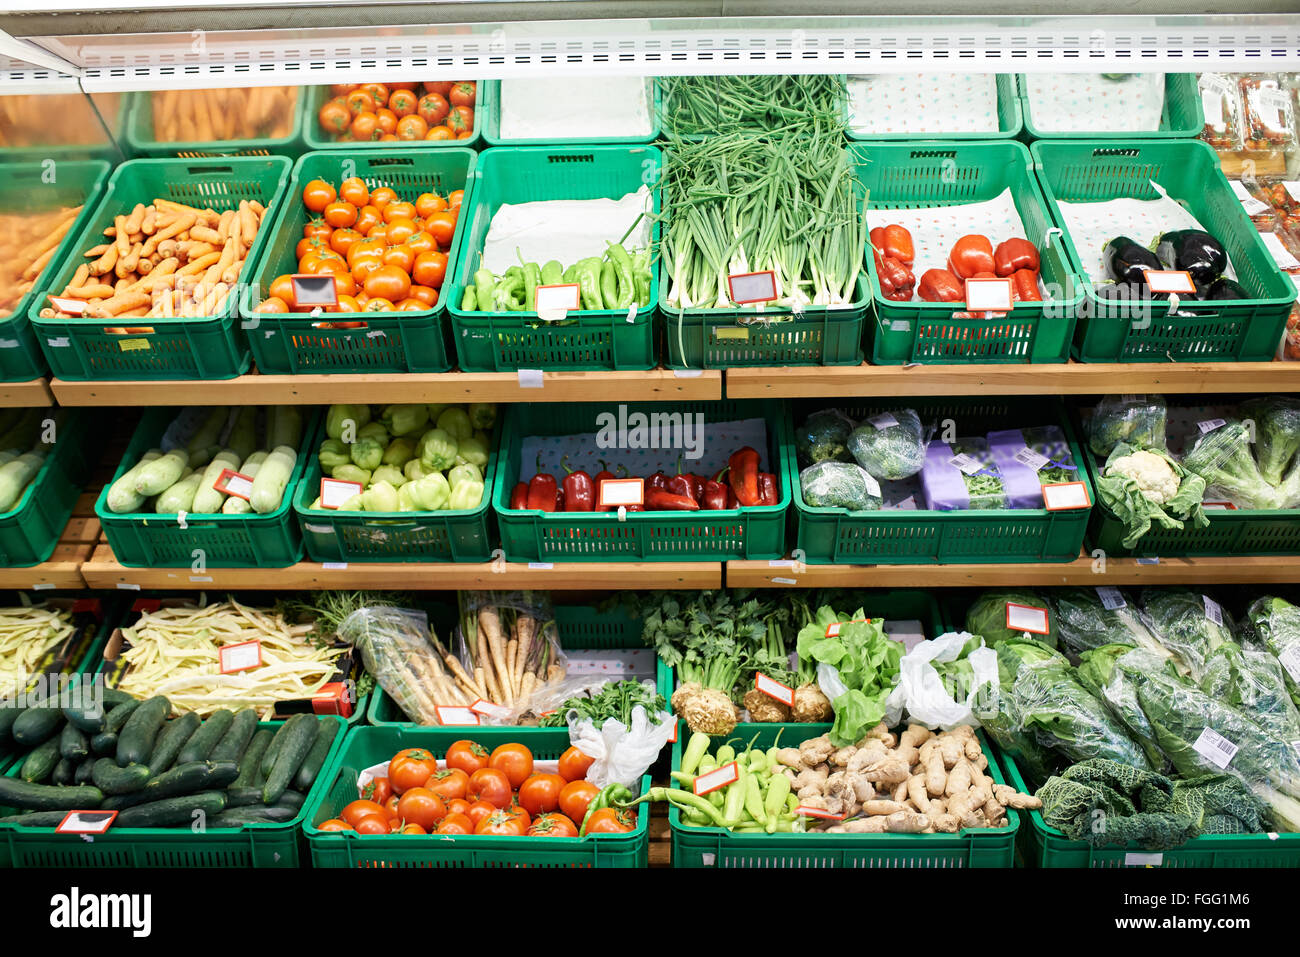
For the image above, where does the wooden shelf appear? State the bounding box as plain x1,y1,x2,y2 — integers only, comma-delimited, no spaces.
728,553,1300,588
724,360,1300,398
0,494,98,590
50,368,721,407
79,545,722,590
0,378,53,408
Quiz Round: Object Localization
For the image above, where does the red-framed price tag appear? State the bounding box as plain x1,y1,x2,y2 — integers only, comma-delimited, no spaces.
47,295,88,316
435,706,479,725
754,672,795,706
1144,270,1196,295
825,618,869,638
320,477,364,509
727,270,778,305
219,639,262,674
693,761,739,796
796,805,845,821
535,283,581,313
598,477,644,508
469,699,512,720
1203,501,1237,510
56,810,118,834
964,277,1013,311
1005,602,1050,635
290,273,339,308
1042,481,1091,511
667,719,678,744
214,469,255,502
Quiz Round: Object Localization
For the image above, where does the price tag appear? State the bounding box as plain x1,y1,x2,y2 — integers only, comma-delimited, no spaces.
825,618,868,638
1277,644,1300,682
469,699,512,720
115,582,142,590
754,672,795,707
727,270,778,305
118,338,151,353
1197,418,1227,434
320,477,364,509
290,274,338,308
55,810,118,835
1192,727,1239,770
948,453,984,476
667,719,677,744
517,369,544,389
1124,851,1164,867
796,805,846,821
1043,482,1091,511
771,577,797,585
534,283,581,315
214,469,255,501
1261,231,1300,271
1203,595,1225,627
1136,556,1160,565
693,761,739,796
32,583,56,591
1203,501,1236,510
528,561,553,570
1005,602,1050,635
219,639,262,674
1229,180,1270,216
1144,270,1196,295
598,477,644,508
964,277,1013,311
435,706,480,726
1096,586,1127,610
322,562,348,570
47,295,88,316
1014,447,1051,471
867,413,899,430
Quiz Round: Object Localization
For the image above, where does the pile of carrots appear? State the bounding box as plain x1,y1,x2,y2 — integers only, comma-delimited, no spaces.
0,206,83,317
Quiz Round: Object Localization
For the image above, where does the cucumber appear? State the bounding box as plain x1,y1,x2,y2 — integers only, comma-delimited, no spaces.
106,449,162,513
259,721,292,779
12,706,64,747
209,709,258,764
0,778,102,811
227,407,257,465
176,709,232,765
147,711,200,775
74,758,97,785
63,706,106,735
232,729,271,788
0,700,29,743
51,757,75,787
269,405,303,451
59,722,89,762
222,787,304,810
20,737,61,782
191,448,241,514
90,731,117,756
262,714,317,805
91,759,151,795
0,810,85,826
209,804,298,827
101,760,239,811
104,699,141,734
293,718,340,792
114,791,226,828
116,695,170,767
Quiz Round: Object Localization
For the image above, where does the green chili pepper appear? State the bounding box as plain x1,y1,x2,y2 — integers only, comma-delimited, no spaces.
619,787,731,829
460,286,477,311
473,268,497,313
523,262,541,312
541,260,565,286
493,269,525,311
607,243,636,308
575,257,604,310
600,259,619,311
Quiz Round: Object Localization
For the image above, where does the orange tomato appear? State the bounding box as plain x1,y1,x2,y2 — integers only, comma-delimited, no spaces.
383,794,401,820
385,216,418,246
379,133,399,142
449,81,476,107
367,224,389,246
339,176,370,207
369,186,398,210
423,81,453,98
417,92,450,127
349,111,378,141
425,211,458,248
465,799,496,828
322,200,358,229
382,244,415,273
388,747,437,794
345,89,376,115
424,126,453,141
396,297,426,311
528,812,578,838
558,780,599,824
407,284,438,306
425,767,470,803
340,799,388,827
396,787,447,830
318,97,351,134
334,294,361,312
476,809,528,837
298,251,325,274
389,88,418,117
256,296,289,313
435,812,474,835
517,773,566,816
488,743,534,790
446,105,474,135
354,204,383,236
456,130,474,140
414,192,445,218
382,200,416,224
444,740,490,776
316,818,353,831
352,258,383,283
448,189,465,209
375,107,398,135
330,83,357,97
268,274,297,308
346,237,385,264
364,297,394,312
328,227,362,257
412,250,447,289
558,746,596,783
296,236,324,260
302,180,336,213
400,824,427,835
446,797,472,818
405,230,437,255
361,82,389,105
584,807,636,833
396,115,429,140
318,262,356,296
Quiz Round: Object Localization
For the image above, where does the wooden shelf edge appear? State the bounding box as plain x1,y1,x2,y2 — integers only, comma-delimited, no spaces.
0,378,53,408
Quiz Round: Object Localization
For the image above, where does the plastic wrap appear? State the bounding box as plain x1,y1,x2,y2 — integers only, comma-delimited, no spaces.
1198,73,1245,151
1088,394,1167,456
1051,587,1176,662
1182,419,1281,510
1140,588,1236,682
455,592,567,719
987,425,1079,509
799,460,881,510
846,408,926,481
883,631,999,730
794,408,856,468
1244,595,1300,708
1199,642,1300,743
337,606,449,725
1075,645,1177,773
1239,74,1297,151
569,704,675,790
920,437,1005,510
1238,395,1300,487
964,589,1056,648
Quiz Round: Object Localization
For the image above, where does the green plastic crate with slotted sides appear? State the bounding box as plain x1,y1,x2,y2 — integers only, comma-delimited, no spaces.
999,747,1300,867
0,716,345,868
861,141,1083,365
0,409,99,567
1032,139,1297,362
304,725,650,867
847,74,1023,141
94,406,317,568
1017,73,1204,141
494,400,790,562
27,156,291,380
293,410,497,564
481,78,661,146
124,88,308,158
239,148,477,374
301,84,488,152
445,145,660,372
670,726,1018,868
789,398,1093,564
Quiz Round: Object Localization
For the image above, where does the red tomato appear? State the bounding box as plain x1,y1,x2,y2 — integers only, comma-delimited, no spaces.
465,799,497,828
415,192,446,218
396,115,429,140
448,189,465,209
384,794,401,819
517,773,566,816
339,176,370,208
528,813,578,838
476,809,528,836
361,82,390,105
445,797,472,818
422,767,468,803
369,186,398,210
501,804,531,830
302,180,336,214
435,812,474,835
424,126,453,141
488,743,533,790
425,211,458,249
467,768,513,808
375,107,398,135
323,201,358,229
585,808,636,833
558,746,595,783
353,816,391,835
345,89,376,115
449,81,476,107
388,747,437,794
382,243,415,273
388,88,418,117
411,250,447,289
423,81,453,98
396,787,447,830
558,780,600,824
385,216,418,246
382,201,417,224
256,296,289,314
407,284,438,307
446,105,474,135
396,297,426,311
444,739,489,775
317,818,353,831
318,97,351,134
363,265,411,304
400,824,427,835
417,92,450,126
354,204,382,236
329,227,362,257
349,111,378,141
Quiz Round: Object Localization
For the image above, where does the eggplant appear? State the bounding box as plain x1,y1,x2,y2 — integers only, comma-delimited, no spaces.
1199,277,1249,301
1103,236,1161,287
1155,230,1227,285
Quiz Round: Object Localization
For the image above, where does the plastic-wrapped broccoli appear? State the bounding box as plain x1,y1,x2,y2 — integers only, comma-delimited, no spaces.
799,461,882,511
1182,420,1280,510
1088,394,1167,456
846,408,925,481
1238,396,1300,487
795,408,855,468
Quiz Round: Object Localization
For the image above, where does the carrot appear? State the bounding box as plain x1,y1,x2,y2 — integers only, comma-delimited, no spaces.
83,244,109,258
114,215,130,257
216,209,236,242
68,264,90,289
63,282,115,300
142,212,195,257
141,205,158,235
124,203,146,235
239,201,258,243
88,290,150,318
178,251,220,276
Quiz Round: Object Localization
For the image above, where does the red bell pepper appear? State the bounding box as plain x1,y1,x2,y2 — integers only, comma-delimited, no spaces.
875,255,915,301
666,458,697,502
593,460,616,512
728,446,761,506
870,224,914,266
526,456,558,512
556,488,566,510
647,471,668,492
918,268,964,303
758,472,779,506
561,456,594,512
645,487,700,511
1011,269,1042,303
701,467,729,510
509,482,528,510
948,235,995,280
993,238,1040,277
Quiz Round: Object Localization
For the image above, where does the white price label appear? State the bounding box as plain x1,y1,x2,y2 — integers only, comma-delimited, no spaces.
528,561,554,570
890,319,910,332
534,283,581,314
56,810,117,835
1096,586,1126,610
1278,644,1300,683
322,562,348,570
1192,727,1239,770
320,477,363,509
867,413,899,430
1124,852,1164,867
47,296,87,317
1043,482,1091,510
1144,270,1197,295
754,672,795,707
964,277,1013,311
1136,556,1160,565
435,706,480,725
218,639,262,674
1197,418,1227,434
469,699,512,720
727,271,778,304
1230,180,1270,216
1203,88,1225,129
1203,595,1225,627
517,369,544,389
694,761,740,796
598,478,644,508
1203,501,1236,511
1006,602,1050,635
949,453,984,476
1261,231,1300,271
1014,447,1051,472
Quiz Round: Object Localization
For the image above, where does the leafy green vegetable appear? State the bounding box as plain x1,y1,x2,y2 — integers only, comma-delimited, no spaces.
1182,420,1279,510
1239,396,1300,486
1244,595,1300,709
1088,394,1166,456
1075,645,1175,772
1051,587,1174,661
539,679,666,729
1199,641,1300,743
1141,588,1235,681
965,589,1056,648
846,408,925,481
799,461,881,510
795,409,855,468
795,606,902,747
1095,442,1208,548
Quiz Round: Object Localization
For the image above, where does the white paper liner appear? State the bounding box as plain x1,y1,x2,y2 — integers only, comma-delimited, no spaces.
847,73,999,135
1025,73,1165,133
499,76,654,140
482,187,652,274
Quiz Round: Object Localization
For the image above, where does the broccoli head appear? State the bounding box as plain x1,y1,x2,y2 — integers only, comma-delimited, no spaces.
799,461,882,511
1088,394,1167,457
795,408,855,468
847,407,925,481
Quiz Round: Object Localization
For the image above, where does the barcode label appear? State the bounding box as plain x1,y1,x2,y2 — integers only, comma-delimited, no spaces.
1124,852,1164,867
1014,447,1051,471
1230,180,1269,216
949,453,983,476
1193,727,1238,769
1096,586,1126,610
1197,418,1227,434
1262,231,1300,270
868,413,899,430
1203,595,1225,627
1278,644,1300,683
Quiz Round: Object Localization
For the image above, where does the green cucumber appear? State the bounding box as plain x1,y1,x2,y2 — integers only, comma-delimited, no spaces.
223,787,304,810
113,791,226,828
61,688,133,734
233,729,271,788
51,757,75,787
0,777,102,811
259,720,292,779
147,712,200,776
20,737,62,782
74,758,97,785
104,699,140,734
209,709,258,764
59,722,89,762
176,709,232,766
262,714,317,805
12,707,64,747
91,759,151,795
0,810,84,826
90,731,117,756
116,695,170,767
209,804,298,827
101,761,239,811
293,718,340,792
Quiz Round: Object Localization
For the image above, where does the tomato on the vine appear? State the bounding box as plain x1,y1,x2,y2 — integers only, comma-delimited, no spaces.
388,747,437,794
488,743,533,789
360,777,392,806
444,739,490,775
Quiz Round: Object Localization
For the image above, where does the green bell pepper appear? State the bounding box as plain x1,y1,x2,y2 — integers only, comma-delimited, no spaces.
418,427,458,471
381,404,429,437
317,438,350,472
350,437,384,472
448,475,484,510
404,459,433,482
448,462,482,490
357,421,390,446
435,407,473,444
331,464,371,487
454,435,489,469
372,465,406,488
326,404,371,441
382,436,416,468
426,404,448,426
397,483,417,511
468,403,496,431
406,472,450,511
360,480,400,513
340,493,364,511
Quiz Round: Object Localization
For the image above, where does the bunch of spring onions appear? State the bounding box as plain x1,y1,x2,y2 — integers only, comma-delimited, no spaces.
661,120,867,311
659,74,847,135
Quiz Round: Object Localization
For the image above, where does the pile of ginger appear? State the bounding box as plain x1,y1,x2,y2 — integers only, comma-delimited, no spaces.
775,722,1041,834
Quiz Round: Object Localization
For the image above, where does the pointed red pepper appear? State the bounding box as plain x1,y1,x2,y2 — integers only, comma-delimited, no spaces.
1011,269,1043,302
758,472,779,506
592,459,616,512
728,446,761,506
509,482,528,510
645,487,700,511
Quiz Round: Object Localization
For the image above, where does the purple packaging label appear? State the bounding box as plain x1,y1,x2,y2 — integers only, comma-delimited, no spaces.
988,428,1047,509
921,440,971,510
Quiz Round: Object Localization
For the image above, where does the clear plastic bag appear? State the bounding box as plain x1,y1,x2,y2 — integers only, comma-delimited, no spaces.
799,460,881,511
921,437,1006,510
846,408,926,481
1088,394,1167,456
795,408,856,468
568,702,674,790
988,425,1080,509
1198,73,1244,151
337,606,456,725
455,591,567,719
1239,73,1296,151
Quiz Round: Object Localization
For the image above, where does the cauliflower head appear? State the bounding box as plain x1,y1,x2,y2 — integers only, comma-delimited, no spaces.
1107,450,1179,504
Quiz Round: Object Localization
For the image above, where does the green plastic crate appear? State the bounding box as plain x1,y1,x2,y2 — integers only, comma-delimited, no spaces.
670,725,1018,868
789,398,1093,564
94,406,317,568
239,149,475,373
860,141,1082,364
304,725,650,867
124,88,307,158
846,74,1023,141
29,156,292,380
0,160,112,381
0,409,98,567
1018,73,1204,141
302,84,488,152
1000,748,1300,867
494,400,790,562
481,79,660,146
1032,139,1297,362
294,411,498,563
445,146,660,372
0,715,346,868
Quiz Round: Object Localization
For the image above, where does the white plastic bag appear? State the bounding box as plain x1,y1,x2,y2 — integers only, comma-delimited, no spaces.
568,704,675,790
884,631,999,730
816,661,848,703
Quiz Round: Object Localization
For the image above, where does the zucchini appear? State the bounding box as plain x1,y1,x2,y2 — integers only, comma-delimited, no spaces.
221,451,266,514
176,709,232,765
155,472,202,514
104,699,141,734
0,778,102,811
106,449,162,513
91,759,151,795
134,448,189,497
147,711,200,775
249,445,296,514
185,407,228,464
12,706,64,747
59,722,89,762
222,787,304,810
293,718,340,792
74,758,97,785
227,407,257,465
209,804,298,827
209,709,258,764
20,737,61,782
51,757,75,787
269,405,303,451
114,790,226,828
232,729,271,788
191,448,241,514
101,760,238,811
0,451,45,511
116,695,170,767
262,714,317,805
90,731,117,756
